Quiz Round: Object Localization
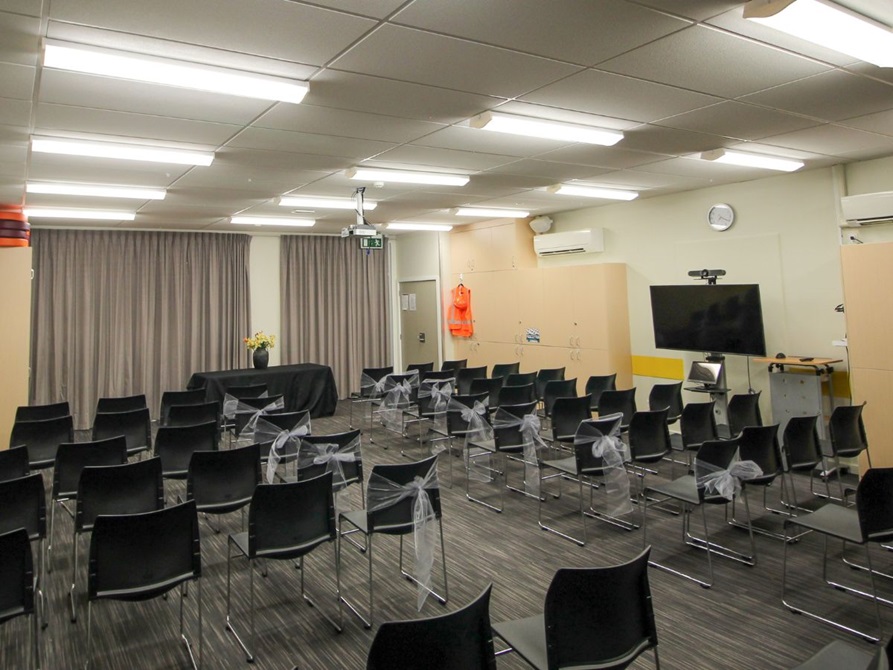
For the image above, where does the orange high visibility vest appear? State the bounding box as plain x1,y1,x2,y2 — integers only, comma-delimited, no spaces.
448,284,473,337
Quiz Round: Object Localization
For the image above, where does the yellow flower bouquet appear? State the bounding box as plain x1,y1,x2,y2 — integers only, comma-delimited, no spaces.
244,331,276,351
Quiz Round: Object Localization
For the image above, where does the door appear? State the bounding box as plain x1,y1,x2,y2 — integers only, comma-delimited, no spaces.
399,280,440,371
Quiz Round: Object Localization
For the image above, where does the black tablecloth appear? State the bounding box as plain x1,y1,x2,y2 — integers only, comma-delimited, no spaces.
187,363,338,418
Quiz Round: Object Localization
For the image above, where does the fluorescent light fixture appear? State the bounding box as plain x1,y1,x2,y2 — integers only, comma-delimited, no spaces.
44,41,309,103
26,182,166,200
744,0,893,67
345,168,469,187
25,208,135,220
230,216,315,227
278,196,377,210
452,207,530,218
699,148,804,172
32,137,214,166
546,184,639,201
387,222,453,232
469,111,624,146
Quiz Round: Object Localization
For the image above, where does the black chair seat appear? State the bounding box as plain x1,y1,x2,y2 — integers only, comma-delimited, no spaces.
785,503,861,543
196,495,254,515
492,616,546,668
340,509,369,534
648,474,699,505
539,456,576,477
791,640,876,670
229,529,329,561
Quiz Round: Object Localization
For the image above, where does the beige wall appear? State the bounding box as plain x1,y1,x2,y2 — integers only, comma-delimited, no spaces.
249,236,282,367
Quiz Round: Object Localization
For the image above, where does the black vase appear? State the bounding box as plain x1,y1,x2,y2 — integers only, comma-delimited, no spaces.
252,348,269,369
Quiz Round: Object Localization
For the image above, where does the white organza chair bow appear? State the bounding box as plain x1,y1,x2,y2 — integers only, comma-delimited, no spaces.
402,377,455,459
349,366,393,429
297,430,363,514
378,371,420,437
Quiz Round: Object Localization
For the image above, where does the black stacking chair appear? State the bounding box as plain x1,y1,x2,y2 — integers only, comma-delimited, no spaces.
339,456,447,628
255,410,310,479
627,409,672,496
732,424,784,536
441,359,467,372
367,584,496,670
0,445,29,483
671,401,718,471
727,391,762,437
225,384,267,400
442,392,490,487
0,528,39,670
505,372,536,387
48,437,128,569
406,362,434,374
420,369,456,383
92,407,151,459
15,401,70,422
350,366,393,429
470,377,504,410
0,474,47,629
186,443,260,533
155,420,220,482
791,634,891,670
781,415,830,507
827,403,872,499
226,473,341,662
534,367,566,402
644,438,755,588
783,467,893,643
95,393,147,414
71,458,164,622
86,502,202,670
10,414,75,470
598,388,637,431
455,366,488,396
585,374,616,412
550,395,592,449
541,378,577,424
497,383,536,407
493,547,659,670
299,430,364,501
649,382,683,425
231,394,286,435
159,388,207,426
167,401,221,429
491,362,520,379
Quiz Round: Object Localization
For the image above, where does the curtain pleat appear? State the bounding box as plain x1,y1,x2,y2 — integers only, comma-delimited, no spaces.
280,235,390,398
30,229,251,429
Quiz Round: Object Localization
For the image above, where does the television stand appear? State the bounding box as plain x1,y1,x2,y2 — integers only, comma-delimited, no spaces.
685,355,730,432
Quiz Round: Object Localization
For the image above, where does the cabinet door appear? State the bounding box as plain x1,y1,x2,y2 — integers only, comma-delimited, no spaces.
515,269,542,346
540,267,575,347
475,272,520,343
467,227,493,272
449,230,474,275
572,265,610,349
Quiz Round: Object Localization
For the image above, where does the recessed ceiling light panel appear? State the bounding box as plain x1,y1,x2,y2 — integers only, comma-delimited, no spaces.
26,182,166,200
546,184,639,201
278,196,377,210
699,148,804,172
470,111,624,146
230,216,315,227
31,136,214,166
452,207,530,218
346,168,469,187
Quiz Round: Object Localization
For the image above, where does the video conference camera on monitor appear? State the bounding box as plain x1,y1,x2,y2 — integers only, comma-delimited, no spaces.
688,269,726,284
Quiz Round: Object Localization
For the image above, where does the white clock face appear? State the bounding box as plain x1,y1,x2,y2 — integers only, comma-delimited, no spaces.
708,203,735,231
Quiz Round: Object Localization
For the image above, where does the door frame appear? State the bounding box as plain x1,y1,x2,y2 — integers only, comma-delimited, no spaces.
396,275,443,372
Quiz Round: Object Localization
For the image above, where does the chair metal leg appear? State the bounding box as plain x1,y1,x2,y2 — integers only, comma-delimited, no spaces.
339,531,374,629
298,544,344,633
224,539,255,663
465,447,503,514
397,523,449,607
85,601,93,670
32,602,40,670
537,467,586,546
70,532,79,622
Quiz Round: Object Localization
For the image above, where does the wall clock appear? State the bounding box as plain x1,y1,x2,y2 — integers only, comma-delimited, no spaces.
708,203,735,231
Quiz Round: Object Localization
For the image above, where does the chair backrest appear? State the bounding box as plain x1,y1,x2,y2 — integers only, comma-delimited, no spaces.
628,409,671,462
574,415,625,474
420,369,455,383
535,367,566,400
367,584,496,670
830,403,869,458
76,458,164,533
155,421,220,478
505,372,536,387
728,391,762,436
497,383,536,407
88,500,200,601
456,366,488,396
648,382,683,423
233,399,291,435
446,393,490,437
441,359,468,372
543,547,657,670
493,402,538,450
235,394,284,412
15,401,71,422
187,443,260,514
680,401,718,449
585,374,617,411
491,362,520,379
248,472,336,559
299,430,363,488
598,389,637,429
0,473,46,541
53,436,128,500
91,407,151,455
166,401,221,428
9,414,75,468
159,388,207,426
366,456,441,534
694,439,741,504
782,415,823,471
225,383,267,400
0,446,29,483
737,424,782,484
95,394,147,414
551,395,592,441
359,367,393,398
406,362,434,374
543,379,578,418
0,528,35,622
469,377,504,409
856,468,893,544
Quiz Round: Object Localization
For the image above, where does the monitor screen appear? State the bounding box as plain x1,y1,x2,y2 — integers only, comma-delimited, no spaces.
649,284,767,357
687,361,722,386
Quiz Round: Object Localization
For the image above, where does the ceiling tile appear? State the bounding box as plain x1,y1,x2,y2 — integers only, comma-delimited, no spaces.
521,69,721,123
392,0,690,66
227,127,396,160
844,62,893,86
838,109,893,137
760,125,893,158
215,147,354,172
371,144,515,171
330,24,581,98
2,0,42,16
485,159,610,182
411,125,573,158
27,153,195,186
0,12,41,67
493,101,640,131
630,0,742,21
580,169,713,190
535,145,670,170
0,97,31,128
172,165,330,195
619,125,734,155
290,0,407,19
0,183,25,205
656,101,822,141
0,62,35,101
599,26,829,98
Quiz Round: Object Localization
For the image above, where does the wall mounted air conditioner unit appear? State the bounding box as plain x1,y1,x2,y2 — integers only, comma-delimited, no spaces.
533,228,604,257
840,191,893,226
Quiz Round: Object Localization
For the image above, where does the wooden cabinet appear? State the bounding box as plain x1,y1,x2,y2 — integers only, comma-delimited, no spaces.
0,248,32,446
448,220,536,275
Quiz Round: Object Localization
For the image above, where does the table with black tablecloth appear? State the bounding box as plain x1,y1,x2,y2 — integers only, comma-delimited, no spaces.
187,363,338,418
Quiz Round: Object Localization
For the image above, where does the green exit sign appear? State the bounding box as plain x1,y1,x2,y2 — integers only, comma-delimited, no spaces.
360,236,383,249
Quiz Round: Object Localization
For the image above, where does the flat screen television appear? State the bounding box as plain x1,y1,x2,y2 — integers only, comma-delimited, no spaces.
649,284,767,357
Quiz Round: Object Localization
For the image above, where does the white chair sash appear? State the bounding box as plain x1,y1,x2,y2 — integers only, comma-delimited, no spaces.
696,456,763,501
253,412,311,483
493,407,549,496
222,391,272,420
297,435,361,512
367,461,439,611
575,414,633,517
417,379,454,440
379,372,420,434
359,373,389,398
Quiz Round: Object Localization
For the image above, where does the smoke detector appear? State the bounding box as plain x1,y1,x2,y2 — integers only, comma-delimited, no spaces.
529,216,553,234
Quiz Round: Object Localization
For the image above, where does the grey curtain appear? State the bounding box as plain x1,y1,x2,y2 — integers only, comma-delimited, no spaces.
280,235,390,398
30,229,251,429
